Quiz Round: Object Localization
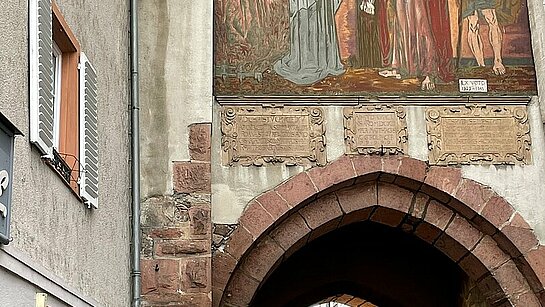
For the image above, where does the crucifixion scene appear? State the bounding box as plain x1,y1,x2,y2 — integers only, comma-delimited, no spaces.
214,0,537,96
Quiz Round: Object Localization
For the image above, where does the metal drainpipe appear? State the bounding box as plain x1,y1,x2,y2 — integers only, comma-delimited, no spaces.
130,0,141,305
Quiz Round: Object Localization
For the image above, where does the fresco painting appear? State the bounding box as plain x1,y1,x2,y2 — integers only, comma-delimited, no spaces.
214,0,537,96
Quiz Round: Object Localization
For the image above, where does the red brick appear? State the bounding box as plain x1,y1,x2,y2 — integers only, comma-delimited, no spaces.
454,179,494,214
422,167,462,202
239,201,274,239
269,212,311,251
225,226,253,261
352,155,383,177
335,182,377,214
307,155,356,191
240,236,284,282
339,208,374,227
173,162,211,194
525,246,545,289
424,200,454,231
434,233,468,262
275,172,318,207
299,194,343,229
459,253,488,280
370,207,405,227
473,235,511,271
494,261,529,298
223,270,259,306
188,123,211,162
141,259,181,296
212,251,237,290
148,228,184,239
181,258,210,292
502,213,539,255
156,240,209,256
445,215,483,251
398,157,427,182
378,183,414,213
256,191,290,221
414,222,442,243
481,196,515,230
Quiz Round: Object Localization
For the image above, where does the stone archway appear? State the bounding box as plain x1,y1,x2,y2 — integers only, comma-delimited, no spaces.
212,156,545,307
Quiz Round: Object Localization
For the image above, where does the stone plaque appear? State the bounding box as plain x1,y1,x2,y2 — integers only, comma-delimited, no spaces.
344,105,407,155
221,106,326,166
427,105,531,165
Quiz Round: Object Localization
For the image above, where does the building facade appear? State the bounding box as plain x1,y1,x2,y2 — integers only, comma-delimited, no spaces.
139,0,545,306
0,0,132,306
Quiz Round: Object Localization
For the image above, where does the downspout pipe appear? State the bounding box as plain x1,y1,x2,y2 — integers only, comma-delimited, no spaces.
129,0,141,305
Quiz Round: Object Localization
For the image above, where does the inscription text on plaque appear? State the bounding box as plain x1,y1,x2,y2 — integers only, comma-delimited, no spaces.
427,105,531,165
221,107,326,166
344,105,407,155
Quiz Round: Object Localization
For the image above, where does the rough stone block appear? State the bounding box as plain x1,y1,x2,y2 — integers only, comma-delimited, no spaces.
156,240,209,256
378,183,414,213
212,251,237,290
275,172,318,207
335,182,377,214
454,179,494,214
239,201,274,239
480,196,514,230
240,235,284,282
182,258,210,292
473,235,510,271
298,194,343,229
434,233,468,262
369,207,404,227
256,191,290,221
189,123,211,162
141,259,181,296
352,155,382,177
225,226,254,261
189,205,211,236
173,162,211,194
502,213,539,255
494,261,529,298
307,155,355,191
423,200,454,231
269,212,310,251
445,215,483,251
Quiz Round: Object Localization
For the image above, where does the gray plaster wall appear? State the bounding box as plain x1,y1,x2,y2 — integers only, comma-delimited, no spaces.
0,270,69,307
0,0,131,305
139,0,213,198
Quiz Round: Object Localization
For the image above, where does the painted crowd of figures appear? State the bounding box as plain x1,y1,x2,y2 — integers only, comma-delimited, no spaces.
274,0,521,90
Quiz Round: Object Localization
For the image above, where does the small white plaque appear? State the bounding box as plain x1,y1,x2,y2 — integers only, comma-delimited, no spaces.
459,79,488,93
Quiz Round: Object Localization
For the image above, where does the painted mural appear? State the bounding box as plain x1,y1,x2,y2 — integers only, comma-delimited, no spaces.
213,0,537,96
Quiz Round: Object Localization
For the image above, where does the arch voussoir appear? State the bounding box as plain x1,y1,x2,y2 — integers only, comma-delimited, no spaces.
215,156,545,307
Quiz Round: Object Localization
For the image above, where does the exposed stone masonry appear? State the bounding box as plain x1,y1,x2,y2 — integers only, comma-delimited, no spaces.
141,123,212,306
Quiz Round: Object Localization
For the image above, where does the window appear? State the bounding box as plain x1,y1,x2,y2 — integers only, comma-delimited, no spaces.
29,0,99,208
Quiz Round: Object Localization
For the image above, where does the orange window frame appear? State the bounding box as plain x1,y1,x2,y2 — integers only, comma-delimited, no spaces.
52,1,81,192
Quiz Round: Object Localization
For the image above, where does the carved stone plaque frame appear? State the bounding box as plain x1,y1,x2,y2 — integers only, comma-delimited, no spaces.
221,106,326,166
344,105,407,155
426,105,531,165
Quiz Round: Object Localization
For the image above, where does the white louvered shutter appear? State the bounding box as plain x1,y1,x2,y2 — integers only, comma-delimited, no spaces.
29,0,54,157
79,53,99,209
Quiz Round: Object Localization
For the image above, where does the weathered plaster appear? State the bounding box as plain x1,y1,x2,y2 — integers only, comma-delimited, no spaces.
526,0,545,121
139,0,213,197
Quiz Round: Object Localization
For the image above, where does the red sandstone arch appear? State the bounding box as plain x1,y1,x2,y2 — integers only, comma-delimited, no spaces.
212,156,545,307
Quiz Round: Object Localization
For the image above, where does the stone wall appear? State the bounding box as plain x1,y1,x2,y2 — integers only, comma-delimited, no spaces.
141,124,212,306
